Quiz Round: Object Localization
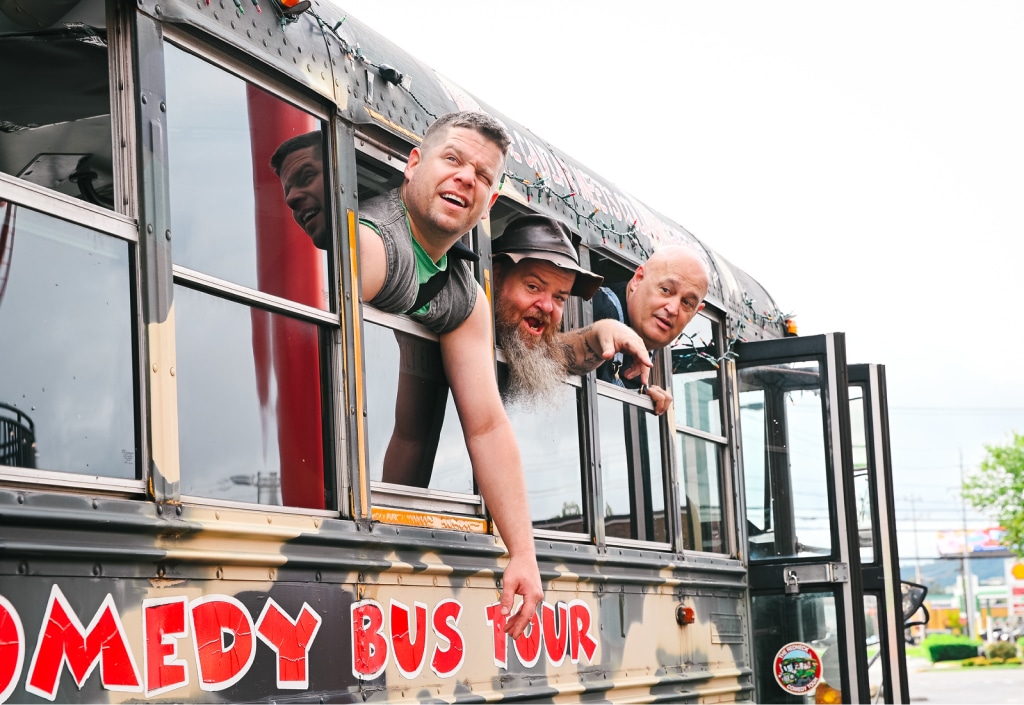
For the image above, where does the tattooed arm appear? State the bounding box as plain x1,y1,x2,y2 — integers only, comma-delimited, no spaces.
559,319,652,385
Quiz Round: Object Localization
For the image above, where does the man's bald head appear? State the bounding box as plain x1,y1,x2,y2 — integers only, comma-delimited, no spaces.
626,244,711,349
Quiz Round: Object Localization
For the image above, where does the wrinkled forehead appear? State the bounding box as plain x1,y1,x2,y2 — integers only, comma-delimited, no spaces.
280,146,321,174
427,126,504,160
511,257,576,290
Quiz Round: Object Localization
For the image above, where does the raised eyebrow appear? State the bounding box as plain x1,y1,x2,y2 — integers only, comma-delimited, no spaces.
525,272,571,296
286,164,315,186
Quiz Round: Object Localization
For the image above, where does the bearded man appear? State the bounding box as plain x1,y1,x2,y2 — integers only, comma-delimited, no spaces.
491,216,655,408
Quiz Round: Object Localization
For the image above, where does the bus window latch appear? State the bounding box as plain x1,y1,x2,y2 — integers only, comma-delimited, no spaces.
785,570,800,595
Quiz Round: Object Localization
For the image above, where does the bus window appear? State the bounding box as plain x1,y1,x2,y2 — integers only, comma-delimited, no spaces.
363,317,471,494
849,385,876,564
164,42,335,510
505,378,586,534
0,0,115,211
0,205,134,477
598,389,668,544
356,141,479,512
489,199,587,535
752,591,845,703
672,311,727,553
740,360,833,560
586,257,670,547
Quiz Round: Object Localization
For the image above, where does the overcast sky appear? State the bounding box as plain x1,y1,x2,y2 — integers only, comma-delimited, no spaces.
330,0,1024,564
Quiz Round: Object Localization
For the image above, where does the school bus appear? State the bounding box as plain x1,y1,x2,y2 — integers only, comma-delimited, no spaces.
0,0,912,701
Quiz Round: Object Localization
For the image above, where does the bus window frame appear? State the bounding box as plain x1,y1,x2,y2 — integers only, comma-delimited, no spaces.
354,138,494,524
586,251,674,551
159,32,341,511
487,196,593,542
361,305,485,517
672,306,735,557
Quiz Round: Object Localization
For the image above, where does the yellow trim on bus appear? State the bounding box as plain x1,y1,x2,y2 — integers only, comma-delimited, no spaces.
371,506,489,534
348,208,369,519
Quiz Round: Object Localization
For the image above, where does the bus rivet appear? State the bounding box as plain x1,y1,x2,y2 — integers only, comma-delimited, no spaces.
169,367,175,377
160,102,166,112
152,363,158,373
165,229,171,240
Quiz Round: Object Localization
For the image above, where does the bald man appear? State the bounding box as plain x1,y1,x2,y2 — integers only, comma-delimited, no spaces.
587,245,711,414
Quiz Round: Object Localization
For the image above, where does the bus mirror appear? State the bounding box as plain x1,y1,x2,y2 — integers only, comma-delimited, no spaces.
901,580,928,622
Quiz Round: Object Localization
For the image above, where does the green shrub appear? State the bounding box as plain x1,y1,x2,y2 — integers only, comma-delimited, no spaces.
987,640,1018,661
923,634,982,662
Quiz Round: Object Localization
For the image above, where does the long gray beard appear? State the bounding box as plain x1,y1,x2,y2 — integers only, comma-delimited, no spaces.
496,321,571,412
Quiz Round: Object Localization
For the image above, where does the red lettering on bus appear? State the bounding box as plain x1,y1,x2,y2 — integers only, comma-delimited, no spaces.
189,596,256,691
0,596,25,704
351,599,387,679
26,585,142,700
255,598,322,689
143,596,189,697
568,600,597,663
389,600,427,679
483,602,508,669
430,599,464,678
541,601,568,667
512,611,542,667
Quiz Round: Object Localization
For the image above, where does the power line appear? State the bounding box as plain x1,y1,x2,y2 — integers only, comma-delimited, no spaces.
889,406,1024,414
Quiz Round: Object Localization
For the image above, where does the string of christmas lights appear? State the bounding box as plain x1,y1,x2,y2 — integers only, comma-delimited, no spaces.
742,293,792,330
306,10,438,120
499,172,651,259
671,330,740,371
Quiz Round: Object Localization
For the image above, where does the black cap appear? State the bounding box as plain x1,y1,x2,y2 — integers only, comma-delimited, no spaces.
492,216,604,300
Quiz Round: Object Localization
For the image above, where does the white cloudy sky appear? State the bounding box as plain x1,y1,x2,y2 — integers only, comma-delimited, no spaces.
330,0,1024,563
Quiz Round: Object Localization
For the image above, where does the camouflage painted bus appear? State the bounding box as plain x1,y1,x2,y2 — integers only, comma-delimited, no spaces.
0,0,913,701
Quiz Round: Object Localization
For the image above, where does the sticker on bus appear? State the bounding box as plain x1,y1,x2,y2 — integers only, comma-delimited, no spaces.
773,641,822,695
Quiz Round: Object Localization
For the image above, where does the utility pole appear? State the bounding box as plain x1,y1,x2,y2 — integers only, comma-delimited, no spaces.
906,494,924,585
960,450,977,639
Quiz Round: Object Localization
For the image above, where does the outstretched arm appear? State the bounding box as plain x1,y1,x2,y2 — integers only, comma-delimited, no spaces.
559,318,652,386
440,290,543,639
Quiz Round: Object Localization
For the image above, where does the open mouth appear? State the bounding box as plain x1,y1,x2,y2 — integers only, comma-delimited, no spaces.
523,316,544,336
440,192,467,208
298,207,321,228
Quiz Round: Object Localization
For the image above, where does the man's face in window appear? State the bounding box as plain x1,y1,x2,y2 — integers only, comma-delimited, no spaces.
494,258,574,348
493,258,573,407
402,127,502,243
278,145,327,249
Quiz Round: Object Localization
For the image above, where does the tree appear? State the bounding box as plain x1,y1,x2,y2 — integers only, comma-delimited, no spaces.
962,433,1024,557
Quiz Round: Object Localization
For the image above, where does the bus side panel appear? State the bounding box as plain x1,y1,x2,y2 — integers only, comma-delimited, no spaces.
0,568,751,702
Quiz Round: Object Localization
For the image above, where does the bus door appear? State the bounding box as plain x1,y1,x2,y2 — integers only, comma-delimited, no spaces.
848,363,909,703
734,332,869,703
